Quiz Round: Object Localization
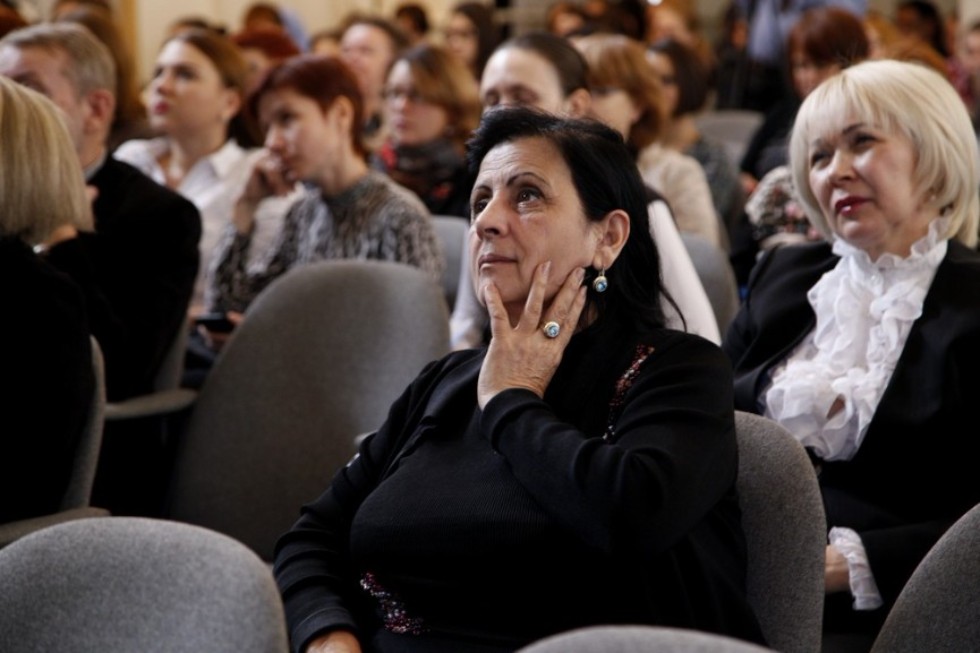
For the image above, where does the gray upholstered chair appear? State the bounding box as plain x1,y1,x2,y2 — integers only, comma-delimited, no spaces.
0,337,110,548
164,260,451,561
735,411,826,653
0,516,288,652
430,214,469,311
517,625,775,653
680,232,741,334
869,502,980,653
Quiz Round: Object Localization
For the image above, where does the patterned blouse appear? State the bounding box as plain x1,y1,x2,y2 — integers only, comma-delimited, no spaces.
206,171,444,313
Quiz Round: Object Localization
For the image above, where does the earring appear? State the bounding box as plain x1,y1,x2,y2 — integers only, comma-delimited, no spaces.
592,268,608,293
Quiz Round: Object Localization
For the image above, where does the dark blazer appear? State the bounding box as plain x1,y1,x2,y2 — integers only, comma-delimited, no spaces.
1,237,94,522
45,156,201,401
723,240,980,607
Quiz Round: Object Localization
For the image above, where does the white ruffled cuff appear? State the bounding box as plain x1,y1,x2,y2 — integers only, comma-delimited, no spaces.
829,527,883,610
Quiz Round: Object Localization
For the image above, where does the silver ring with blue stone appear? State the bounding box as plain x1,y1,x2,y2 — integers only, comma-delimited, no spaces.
543,321,561,339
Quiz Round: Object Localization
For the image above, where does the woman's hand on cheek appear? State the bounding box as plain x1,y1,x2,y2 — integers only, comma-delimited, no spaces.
477,262,587,409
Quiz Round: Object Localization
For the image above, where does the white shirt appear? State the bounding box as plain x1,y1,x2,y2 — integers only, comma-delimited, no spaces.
763,218,948,462
114,137,299,310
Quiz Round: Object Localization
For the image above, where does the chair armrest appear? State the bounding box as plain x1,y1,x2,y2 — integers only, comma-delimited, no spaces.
0,506,111,549
105,388,199,421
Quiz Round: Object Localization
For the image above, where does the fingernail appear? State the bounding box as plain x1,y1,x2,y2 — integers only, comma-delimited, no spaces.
543,261,552,275
576,267,586,282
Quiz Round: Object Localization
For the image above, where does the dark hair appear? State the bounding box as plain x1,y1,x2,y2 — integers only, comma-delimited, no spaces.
395,3,429,36
499,31,589,97
898,0,948,57
467,107,668,332
340,13,410,53
450,2,499,76
787,6,869,69
248,54,366,159
647,37,709,116
231,25,301,60
165,27,260,146
242,2,283,28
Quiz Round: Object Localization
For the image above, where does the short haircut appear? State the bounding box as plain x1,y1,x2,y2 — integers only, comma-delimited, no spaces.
0,21,115,96
395,3,429,35
0,75,92,244
389,43,480,150
790,59,979,248
647,37,709,116
248,54,366,158
231,26,301,60
340,13,410,53
467,106,669,332
576,32,665,151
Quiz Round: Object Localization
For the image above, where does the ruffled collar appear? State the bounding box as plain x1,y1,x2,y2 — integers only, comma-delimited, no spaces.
763,218,949,461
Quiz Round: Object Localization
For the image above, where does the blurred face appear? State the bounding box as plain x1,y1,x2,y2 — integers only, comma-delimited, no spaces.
469,136,599,321
0,45,85,154
791,55,841,98
340,23,396,107
646,51,679,116
259,88,345,185
588,86,639,139
807,116,936,260
444,12,478,70
480,47,566,113
240,47,273,91
384,60,449,146
146,40,240,137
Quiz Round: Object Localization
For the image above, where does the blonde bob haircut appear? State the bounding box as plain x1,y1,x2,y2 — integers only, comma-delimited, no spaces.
0,75,92,245
790,59,979,248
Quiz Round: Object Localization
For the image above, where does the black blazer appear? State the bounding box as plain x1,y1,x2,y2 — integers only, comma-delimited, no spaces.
723,240,980,605
46,156,201,401
1,237,94,522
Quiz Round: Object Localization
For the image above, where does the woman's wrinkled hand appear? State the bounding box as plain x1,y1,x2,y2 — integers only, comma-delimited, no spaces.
477,262,587,409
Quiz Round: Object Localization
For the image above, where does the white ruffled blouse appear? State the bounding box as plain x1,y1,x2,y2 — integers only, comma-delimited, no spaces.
762,219,949,461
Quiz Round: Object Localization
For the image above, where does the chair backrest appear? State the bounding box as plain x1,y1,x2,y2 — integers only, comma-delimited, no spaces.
166,260,451,560
0,517,289,653
734,411,826,653
870,502,980,653
153,318,190,391
431,214,469,311
680,232,740,335
694,109,765,168
60,336,106,510
517,625,775,653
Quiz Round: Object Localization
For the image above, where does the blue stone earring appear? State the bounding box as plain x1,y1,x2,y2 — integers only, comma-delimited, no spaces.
593,268,608,293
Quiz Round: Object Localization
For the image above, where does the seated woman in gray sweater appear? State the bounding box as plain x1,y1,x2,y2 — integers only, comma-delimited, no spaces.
206,54,444,316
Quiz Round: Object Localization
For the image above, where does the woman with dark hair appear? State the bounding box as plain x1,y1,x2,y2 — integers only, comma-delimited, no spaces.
443,1,499,78
206,55,443,316
274,106,764,653
452,30,719,349
373,43,481,218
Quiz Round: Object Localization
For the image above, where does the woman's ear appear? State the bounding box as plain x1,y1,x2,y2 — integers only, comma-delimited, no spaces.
565,87,592,119
594,209,630,269
219,87,242,123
